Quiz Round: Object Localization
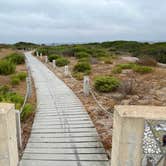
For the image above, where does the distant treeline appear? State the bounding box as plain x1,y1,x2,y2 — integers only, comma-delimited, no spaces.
8,41,166,63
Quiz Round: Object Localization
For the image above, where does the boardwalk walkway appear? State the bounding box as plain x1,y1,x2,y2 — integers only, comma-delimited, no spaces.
20,52,109,166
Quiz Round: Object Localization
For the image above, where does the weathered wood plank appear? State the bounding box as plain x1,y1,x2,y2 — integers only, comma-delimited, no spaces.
24,147,106,154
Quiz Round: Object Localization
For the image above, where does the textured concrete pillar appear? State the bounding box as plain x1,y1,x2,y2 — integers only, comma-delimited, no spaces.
83,76,90,96
52,60,56,69
111,106,144,166
64,65,69,76
0,103,18,166
45,56,48,63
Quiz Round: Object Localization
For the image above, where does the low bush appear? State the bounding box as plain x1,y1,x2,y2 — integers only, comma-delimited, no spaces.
17,72,27,80
11,77,20,85
117,63,135,69
0,60,16,75
73,62,91,74
78,57,90,63
94,76,120,92
112,63,153,74
11,72,27,85
99,57,113,64
48,54,60,62
112,67,122,74
75,52,90,59
21,103,34,121
56,58,70,67
0,91,24,109
5,53,25,64
72,72,84,80
133,65,153,74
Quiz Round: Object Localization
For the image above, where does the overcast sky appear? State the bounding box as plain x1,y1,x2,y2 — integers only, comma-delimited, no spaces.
0,0,166,43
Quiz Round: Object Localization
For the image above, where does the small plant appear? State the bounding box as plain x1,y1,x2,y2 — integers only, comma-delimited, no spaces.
11,72,27,85
72,72,84,80
21,103,34,121
5,53,25,64
133,65,153,74
73,62,91,74
78,57,90,63
0,60,16,75
75,52,90,59
48,54,60,62
112,67,122,74
94,76,120,92
99,57,113,64
112,63,153,74
117,63,135,69
17,72,27,80
56,58,70,67
11,77,20,85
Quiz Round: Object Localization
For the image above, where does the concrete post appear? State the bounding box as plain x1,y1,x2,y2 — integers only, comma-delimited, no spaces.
111,106,145,166
45,56,48,63
64,65,69,76
111,105,166,166
0,103,19,166
36,51,39,57
53,60,56,69
83,76,90,96
40,53,42,59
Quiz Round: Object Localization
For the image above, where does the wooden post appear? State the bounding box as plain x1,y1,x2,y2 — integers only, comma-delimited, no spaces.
53,60,56,69
83,76,90,96
64,65,69,76
45,56,48,63
0,103,19,166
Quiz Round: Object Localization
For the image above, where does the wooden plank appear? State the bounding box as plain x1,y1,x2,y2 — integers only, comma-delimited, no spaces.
20,160,109,166
28,137,99,143
29,132,98,138
26,142,103,148
22,153,108,161
24,147,106,154
31,128,97,133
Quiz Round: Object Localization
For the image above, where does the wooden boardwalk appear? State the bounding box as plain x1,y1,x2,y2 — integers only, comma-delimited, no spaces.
20,52,109,166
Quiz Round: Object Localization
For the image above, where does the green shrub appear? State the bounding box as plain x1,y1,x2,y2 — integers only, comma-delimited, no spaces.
99,57,113,64
0,85,9,94
5,53,25,64
72,72,84,80
48,54,60,62
94,76,120,92
0,60,16,75
11,72,27,85
9,93,24,105
21,103,34,121
78,57,90,63
75,52,90,59
73,62,91,74
11,77,20,85
112,67,122,74
112,63,153,74
133,65,153,74
117,63,135,69
56,58,70,67
17,72,27,80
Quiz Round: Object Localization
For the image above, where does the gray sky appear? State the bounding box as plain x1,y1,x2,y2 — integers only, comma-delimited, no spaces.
0,0,166,43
